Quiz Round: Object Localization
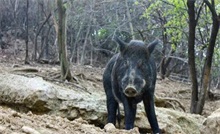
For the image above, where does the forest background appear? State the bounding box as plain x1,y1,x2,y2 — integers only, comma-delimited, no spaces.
0,0,220,114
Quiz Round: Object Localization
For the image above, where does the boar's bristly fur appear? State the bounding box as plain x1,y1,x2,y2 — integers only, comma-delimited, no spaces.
103,37,161,134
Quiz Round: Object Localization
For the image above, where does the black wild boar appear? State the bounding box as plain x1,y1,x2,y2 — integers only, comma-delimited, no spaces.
103,36,160,133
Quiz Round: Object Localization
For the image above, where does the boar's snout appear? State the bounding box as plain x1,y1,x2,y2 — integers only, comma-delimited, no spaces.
124,86,137,97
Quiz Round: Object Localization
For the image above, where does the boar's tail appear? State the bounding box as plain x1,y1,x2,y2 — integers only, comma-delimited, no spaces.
116,103,121,129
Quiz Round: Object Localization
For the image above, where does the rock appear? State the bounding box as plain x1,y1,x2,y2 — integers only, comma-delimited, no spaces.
22,126,40,134
74,117,89,124
104,123,116,132
0,125,6,132
104,123,140,134
131,127,140,134
201,108,220,134
0,73,205,134
135,107,204,134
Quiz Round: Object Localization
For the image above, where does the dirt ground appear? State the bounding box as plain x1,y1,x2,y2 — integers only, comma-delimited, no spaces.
0,59,141,134
0,45,220,134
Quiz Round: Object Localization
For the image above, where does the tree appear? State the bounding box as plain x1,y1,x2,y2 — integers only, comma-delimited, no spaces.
125,0,135,39
142,0,188,79
33,2,52,61
0,0,219,91
24,0,29,64
187,0,220,114
141,0,219,114
187,0,199,113
195,0,220,114
56,0,73,81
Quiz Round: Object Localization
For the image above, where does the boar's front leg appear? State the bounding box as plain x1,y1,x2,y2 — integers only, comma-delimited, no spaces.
122,95,137,130
104,83,118,125
106,94,118,125
143,91,161,134
103,74,118,125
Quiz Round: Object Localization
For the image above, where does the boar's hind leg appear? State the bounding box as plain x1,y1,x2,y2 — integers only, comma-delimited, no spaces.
143,92,161,134
122,97,137,130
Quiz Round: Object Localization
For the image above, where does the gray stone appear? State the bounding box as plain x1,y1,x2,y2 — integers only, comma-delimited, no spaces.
201,108,220,134
104,123,116,132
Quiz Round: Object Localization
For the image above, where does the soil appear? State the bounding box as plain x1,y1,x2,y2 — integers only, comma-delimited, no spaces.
0,40,220,134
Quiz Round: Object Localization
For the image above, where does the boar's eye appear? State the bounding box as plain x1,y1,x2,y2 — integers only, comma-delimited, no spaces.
137,60,143,68
123,59,129,67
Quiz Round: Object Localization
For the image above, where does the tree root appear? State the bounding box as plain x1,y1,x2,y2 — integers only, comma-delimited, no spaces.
155,95,186,112
12,67,39,73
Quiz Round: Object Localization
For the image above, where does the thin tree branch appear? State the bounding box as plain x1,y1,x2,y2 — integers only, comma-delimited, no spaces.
204,0,217,18
195,2,205,25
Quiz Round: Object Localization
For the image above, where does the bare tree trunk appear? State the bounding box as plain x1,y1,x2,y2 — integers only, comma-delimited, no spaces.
159,19,176,79
69,29,74,62
187,0,199,114
160,47,175,79
76,42,80,65
160,24,168,79
45,24,52,59
24,0,29,64
38,24,52,60
13,0,18,56
196,0,220,114
89,36,93,65
57,0,73,81
214,77,220,89
70,22,83,63
80,25,90,65
34,12,51,60
125,0,134,39
52,14,59,62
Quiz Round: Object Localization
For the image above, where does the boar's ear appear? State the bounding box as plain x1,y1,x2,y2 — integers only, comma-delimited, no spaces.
113,36,127,52
147,39,159,54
